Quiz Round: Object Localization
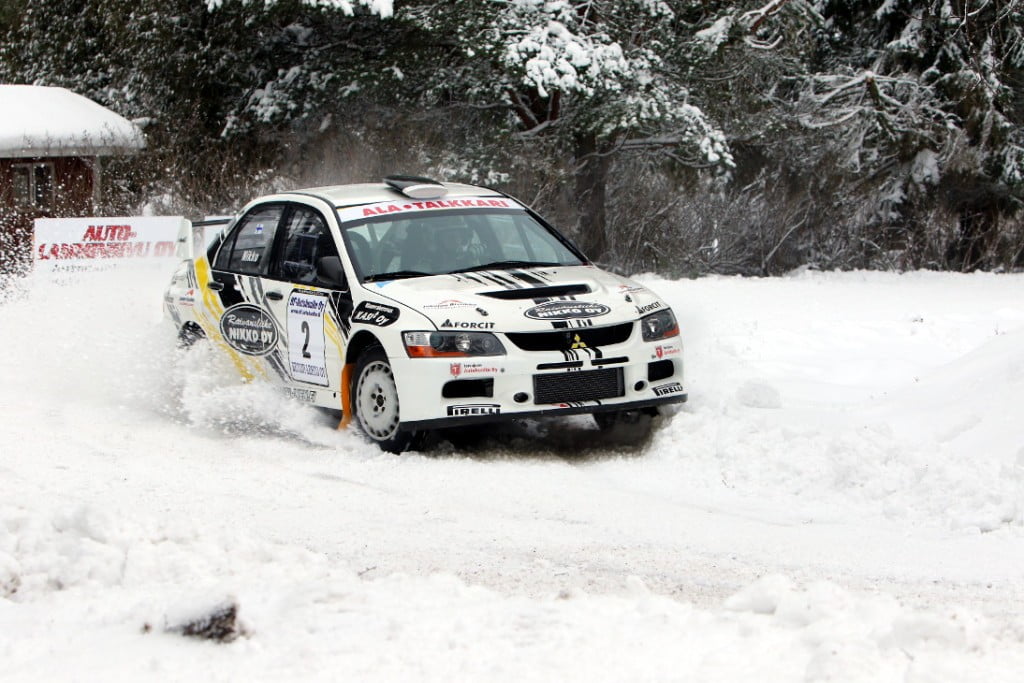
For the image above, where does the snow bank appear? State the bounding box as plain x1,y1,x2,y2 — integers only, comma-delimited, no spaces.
641,271,1024,532
3,267,1024,680
2,495,1021,681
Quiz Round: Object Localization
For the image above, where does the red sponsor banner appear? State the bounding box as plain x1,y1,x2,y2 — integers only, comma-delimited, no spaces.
336,197,519,223
33,216,187,273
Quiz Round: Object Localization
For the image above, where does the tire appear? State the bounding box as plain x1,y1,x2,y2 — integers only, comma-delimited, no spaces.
593,407,658,440
351,347,419,453
177,322,205,348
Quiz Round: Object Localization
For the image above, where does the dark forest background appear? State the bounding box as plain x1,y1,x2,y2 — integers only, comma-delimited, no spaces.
2,0,1022,275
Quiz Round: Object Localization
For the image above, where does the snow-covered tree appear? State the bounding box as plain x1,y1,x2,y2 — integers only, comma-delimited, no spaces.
206,0,393,16
798,0,1024,269
3,0,1019,271
403,0,744,261
0,0,408,211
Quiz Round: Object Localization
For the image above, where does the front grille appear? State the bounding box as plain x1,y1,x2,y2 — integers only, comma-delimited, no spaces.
533,368,624,404
507,322,633,352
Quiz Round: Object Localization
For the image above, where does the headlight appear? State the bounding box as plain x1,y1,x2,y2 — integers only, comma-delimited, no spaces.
403,331,506,358
641,308,679,342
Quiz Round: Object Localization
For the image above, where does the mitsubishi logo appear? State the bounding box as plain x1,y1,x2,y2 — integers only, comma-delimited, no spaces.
570,333,587,350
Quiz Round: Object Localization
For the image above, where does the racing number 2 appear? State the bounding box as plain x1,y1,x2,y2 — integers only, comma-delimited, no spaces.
286,291,330,386
301,320,312,359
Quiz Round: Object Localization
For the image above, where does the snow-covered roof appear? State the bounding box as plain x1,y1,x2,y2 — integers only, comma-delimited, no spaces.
0,84,145,158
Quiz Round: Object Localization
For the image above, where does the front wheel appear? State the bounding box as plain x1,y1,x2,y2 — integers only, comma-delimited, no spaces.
593,407,658,441
351,347,420,453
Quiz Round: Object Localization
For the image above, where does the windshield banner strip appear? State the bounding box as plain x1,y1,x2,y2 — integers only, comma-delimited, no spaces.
336,197,521,223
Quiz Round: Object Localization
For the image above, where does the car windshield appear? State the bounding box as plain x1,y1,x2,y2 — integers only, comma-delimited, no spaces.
341,209,585,282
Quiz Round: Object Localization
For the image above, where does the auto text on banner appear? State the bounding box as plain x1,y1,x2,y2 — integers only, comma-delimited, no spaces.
33,216,188,274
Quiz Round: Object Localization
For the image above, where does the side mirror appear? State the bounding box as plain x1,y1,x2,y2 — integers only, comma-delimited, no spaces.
316,256,348,291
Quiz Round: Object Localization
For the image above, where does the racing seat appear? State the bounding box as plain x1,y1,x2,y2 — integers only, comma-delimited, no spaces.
281,216,334,283
399,221,434,272
280,232,319,282
345,231,371,271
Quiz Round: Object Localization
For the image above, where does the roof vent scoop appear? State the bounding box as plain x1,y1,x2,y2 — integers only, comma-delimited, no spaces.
384,175,449,200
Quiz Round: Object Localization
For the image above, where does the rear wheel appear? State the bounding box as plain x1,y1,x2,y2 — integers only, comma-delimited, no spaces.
351,347,419,453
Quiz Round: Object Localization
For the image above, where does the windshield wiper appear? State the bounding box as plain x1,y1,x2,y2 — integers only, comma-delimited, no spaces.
364,270,432,282
447,260,563,274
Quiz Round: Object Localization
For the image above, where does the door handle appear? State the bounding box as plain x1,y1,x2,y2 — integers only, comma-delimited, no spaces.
207,281,224,291
266,290,284,301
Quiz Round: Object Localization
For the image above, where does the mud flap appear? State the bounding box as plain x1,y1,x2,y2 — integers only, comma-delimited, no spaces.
338,362,354,429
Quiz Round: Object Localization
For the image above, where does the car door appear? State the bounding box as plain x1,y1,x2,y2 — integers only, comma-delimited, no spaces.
208,203,289,381
259,203,349,403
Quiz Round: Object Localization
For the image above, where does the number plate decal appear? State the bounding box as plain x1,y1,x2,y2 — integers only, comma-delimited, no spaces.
286,290,330,386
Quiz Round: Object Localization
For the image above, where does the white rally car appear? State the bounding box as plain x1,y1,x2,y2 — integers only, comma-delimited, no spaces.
164,176,686,452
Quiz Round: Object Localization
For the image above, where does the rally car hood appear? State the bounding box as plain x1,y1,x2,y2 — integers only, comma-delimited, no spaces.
363,265,663,331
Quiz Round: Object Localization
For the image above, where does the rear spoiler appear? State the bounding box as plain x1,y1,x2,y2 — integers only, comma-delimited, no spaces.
175,217,234,260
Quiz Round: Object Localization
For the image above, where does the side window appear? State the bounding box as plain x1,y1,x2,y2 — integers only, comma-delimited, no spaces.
12,167,31,205
272,206,338,284
34,164,53,209
11,163,54,210
213,205,284,275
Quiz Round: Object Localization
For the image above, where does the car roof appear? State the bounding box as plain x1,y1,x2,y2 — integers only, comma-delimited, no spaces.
283,181,506,208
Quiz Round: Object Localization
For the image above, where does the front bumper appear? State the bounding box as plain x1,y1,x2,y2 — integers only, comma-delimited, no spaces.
401,394,686,431
388,331,686,430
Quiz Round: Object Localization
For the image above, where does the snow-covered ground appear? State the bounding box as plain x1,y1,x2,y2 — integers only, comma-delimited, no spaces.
2,266,1023,681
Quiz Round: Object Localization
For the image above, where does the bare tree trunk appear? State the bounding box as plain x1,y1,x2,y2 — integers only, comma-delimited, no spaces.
946,192,1003,271
572,132,612,263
